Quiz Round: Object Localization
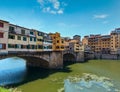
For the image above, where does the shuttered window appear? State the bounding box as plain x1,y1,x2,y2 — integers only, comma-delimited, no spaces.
0,43,6,49
0,22,4,28
0,33,3,38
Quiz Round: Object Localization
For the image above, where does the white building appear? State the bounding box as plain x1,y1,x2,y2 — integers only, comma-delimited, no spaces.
43,33,52,51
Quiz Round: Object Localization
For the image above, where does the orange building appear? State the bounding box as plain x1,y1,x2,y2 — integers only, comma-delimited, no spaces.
49,32,65,51
82,34,111,53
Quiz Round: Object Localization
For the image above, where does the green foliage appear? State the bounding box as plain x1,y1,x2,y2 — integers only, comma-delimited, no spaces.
0,87,22,92
0,87,9,92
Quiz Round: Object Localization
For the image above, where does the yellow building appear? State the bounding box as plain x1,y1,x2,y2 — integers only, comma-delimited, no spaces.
110,28,120,54
69,39,81,52
64,40,69,51
36,30,43,52
82,36,89,46
49,32,65,51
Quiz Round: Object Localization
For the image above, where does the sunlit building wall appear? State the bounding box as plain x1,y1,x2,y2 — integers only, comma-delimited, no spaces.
43,33,52,51
110,28,120,54
8,24,30,53
36,30,44,52
49,32,65,51
0,20,9,54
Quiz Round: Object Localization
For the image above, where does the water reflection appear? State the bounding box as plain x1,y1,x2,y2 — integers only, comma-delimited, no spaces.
64,73,120,92
0,57,27,86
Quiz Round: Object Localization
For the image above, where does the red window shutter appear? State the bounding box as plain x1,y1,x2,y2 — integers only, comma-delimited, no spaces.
0,32,3,38
0,22,4,28
3,44,6,49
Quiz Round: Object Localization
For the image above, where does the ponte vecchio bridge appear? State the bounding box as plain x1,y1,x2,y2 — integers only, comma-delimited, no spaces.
0,51,84,69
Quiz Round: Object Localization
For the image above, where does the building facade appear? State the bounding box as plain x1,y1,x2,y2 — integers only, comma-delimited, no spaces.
100,35,111,54
36,30,44,52
0,20,9,54
110,28,120,54
69,39,81,52
73,35,81,43
28,29,37,52
8,24,29,53
43,33,52,51
82,28,120,54
82,36,89,46
49,32,65,51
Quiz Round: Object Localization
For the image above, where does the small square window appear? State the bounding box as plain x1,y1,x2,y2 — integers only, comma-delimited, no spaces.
17,36,21,40
23,37,27,41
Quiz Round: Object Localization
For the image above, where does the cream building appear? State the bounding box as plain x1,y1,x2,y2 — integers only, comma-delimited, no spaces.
82,36,89,46
36,30,44,52
8,24,30,53
0,20,9,54
27,29,36,52
8,24,37,53
69,39,81,52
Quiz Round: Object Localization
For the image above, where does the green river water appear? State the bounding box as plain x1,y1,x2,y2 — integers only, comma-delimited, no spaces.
17,60,120,92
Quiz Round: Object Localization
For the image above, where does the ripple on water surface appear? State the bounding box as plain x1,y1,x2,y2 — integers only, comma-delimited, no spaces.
0,57,27,86
63,73,120,92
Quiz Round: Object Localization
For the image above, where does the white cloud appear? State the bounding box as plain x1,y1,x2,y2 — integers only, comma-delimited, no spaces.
37,0,66,14
37,0,44,6
49,0,60,9
43,7,51,12
94,14,108,19
37,0,43,3
50,10,57,14
57,9,63,14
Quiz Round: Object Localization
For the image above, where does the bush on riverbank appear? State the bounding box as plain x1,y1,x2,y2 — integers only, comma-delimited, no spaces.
0,87,9,92
0,87,22,92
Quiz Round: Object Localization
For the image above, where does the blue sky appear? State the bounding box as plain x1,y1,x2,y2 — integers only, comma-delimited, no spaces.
0,0,120,38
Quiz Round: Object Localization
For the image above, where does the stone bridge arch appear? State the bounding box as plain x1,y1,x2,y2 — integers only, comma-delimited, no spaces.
17,56,49,68
18,51,63,69
63,51,77,65
63,50,84,64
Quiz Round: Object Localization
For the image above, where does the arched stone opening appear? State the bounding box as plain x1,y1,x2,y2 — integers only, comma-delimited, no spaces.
19,56,49,68
63,53,76,66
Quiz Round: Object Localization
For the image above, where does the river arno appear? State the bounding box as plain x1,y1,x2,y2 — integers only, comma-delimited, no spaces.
0,58,120,92
18,59,120,92
0,57,26,86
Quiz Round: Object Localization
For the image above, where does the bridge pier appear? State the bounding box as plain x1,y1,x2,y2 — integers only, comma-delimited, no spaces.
76,51,84,62
49,51,63,69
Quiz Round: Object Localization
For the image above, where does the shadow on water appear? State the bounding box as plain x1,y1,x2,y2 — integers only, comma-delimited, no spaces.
8,63,72,87
3,55,81,88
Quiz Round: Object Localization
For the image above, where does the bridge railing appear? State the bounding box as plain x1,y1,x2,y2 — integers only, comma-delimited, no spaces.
0,51,52,58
